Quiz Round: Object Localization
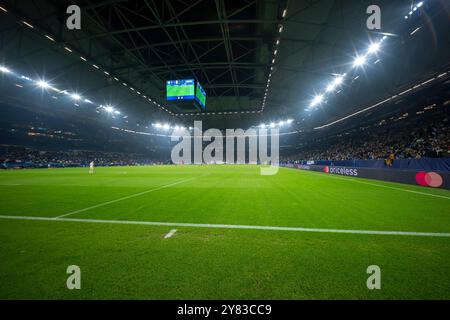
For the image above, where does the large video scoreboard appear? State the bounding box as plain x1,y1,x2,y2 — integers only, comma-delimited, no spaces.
195,82,206,109
166,79,195,101
166,79,207,110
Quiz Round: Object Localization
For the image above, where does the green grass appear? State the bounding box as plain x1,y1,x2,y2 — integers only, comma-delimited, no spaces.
167,84,194,98
0,165,449,299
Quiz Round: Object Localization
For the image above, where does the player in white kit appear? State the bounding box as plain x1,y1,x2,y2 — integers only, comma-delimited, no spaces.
89,161,94,174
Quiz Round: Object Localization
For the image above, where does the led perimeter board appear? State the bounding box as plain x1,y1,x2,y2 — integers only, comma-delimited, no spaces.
195,82,207,109
166,79,195,101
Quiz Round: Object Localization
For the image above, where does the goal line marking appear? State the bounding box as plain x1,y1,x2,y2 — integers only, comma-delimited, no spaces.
0,215,449,238
54,176,201,219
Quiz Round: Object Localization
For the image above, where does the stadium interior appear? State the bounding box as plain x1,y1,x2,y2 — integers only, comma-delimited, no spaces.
0,0,449,302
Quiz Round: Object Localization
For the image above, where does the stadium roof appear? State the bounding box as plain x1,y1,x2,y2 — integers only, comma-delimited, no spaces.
0,0,449,130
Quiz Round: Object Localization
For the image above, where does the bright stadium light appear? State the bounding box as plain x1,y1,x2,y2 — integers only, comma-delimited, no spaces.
326,83,335,92
36,80,50,89
154,123,162,128
368,42,381,54
163,124,170,130
278,120,285,126
71,93,81,100
114,110,121,115
0,66,11,73
353,55,367,67
104,106,114,113
333,75,345,86
310,94,324,107
270,122,276,128
327,75,345,92
286,119,294,124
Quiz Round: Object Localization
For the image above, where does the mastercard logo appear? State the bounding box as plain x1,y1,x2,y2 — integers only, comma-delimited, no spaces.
415,172,443,188
323,166,330,173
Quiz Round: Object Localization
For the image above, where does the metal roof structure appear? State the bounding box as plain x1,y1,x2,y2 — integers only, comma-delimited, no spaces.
0,0,449,131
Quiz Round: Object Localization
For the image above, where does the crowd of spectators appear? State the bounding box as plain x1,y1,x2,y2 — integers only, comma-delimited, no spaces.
0,145,168,169
2,112,449,168
285,115,449,162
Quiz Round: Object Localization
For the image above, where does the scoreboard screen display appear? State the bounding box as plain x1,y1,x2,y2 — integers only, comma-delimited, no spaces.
166,79,195,101
195,82,207,109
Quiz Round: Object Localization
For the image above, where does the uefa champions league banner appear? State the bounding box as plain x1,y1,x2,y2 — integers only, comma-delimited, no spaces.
286,164,450,190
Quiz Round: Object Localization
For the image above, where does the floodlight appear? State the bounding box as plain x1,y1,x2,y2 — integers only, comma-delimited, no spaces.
326,84,335,92
270,123,276,128
368,42,381,54
310,94,324,107
22,21,34,29
104,106,114,113
0,66,11,73
353,55,366,67
417,2,423,8
315,94,324,103
328,75,344,92
334,75,344,86
163,124,170,130
286,119,294,124
37,80,50,89
278,121,285,126
71,93,81,100
114,110,121,115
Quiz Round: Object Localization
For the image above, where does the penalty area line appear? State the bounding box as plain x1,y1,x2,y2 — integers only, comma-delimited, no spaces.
164,229,177,239
54,176,201,219
0,215,450,238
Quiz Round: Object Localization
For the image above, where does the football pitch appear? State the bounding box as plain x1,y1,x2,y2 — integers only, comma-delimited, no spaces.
0,165,449,299
167,84,194,98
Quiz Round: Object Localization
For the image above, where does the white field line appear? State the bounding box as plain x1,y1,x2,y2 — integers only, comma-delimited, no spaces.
54,176,200,219
0,215,450,238
284,167,450,200
164,229,177,239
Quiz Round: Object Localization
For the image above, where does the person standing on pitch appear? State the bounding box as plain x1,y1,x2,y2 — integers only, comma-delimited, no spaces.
89,161,95,174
